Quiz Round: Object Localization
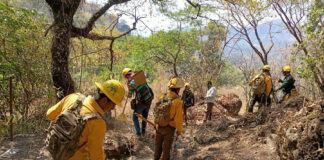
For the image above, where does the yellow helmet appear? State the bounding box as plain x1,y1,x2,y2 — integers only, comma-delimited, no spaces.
168,76,184,88
95,80,125,107
184,83,190,88
283,66,291,72
262,65,270,71
122,68,132,79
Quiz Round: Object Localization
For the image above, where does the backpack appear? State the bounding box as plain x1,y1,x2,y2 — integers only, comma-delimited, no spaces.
252,74,266,95
45,94,103,160
183,89,194,107
153,94,177,126
136,84,154,106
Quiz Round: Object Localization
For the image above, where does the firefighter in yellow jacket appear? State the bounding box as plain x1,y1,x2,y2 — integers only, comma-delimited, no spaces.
154,76,184,160
46,80,125,160
248,65,272,113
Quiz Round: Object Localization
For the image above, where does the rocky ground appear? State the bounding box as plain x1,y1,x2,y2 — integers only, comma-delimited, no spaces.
0,94,323,160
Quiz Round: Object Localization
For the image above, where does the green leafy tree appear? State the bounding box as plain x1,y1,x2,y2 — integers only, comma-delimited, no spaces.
297,0,324,94
143,29,200,76
0,2,52,121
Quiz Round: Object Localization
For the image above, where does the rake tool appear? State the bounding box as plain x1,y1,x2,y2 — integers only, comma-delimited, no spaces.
117,97,129,122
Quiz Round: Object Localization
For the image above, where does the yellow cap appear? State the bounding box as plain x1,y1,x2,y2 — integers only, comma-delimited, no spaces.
95,80,125,107
122,68,132,79
263,65,270,71
168,76,184,88
283,66,291,72
184,83,190,88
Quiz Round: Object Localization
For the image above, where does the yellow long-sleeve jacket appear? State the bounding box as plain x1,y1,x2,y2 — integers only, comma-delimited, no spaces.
249,72,273,96
158,91,183,134
46,93,106,160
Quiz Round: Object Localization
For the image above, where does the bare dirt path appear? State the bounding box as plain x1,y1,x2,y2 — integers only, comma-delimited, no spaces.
0,118,279,160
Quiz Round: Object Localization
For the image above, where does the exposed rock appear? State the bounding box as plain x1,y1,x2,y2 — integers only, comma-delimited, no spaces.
193,120,233,145
192,155,216,160
216,93,242,115
187,94,242,123
275,99,324,160
103,120,136,159
282,96,310,110
103,134,135,159
186,103,230,123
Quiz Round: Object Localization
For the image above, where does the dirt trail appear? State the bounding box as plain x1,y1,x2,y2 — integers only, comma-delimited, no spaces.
1,95,322,160
0,118,278,160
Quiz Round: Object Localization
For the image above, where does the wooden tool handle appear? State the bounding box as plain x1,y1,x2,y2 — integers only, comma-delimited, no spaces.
135,113,156,128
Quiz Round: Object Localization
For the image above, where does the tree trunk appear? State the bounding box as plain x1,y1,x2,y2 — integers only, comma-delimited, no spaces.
173,62,178,76
45,0,133,99
51,13,75,100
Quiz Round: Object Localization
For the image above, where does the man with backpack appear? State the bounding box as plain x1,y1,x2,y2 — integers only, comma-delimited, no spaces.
122,68,154,138
248,65,272,113
181,83,195,125
154,76,184,160
46,80,125,160
274,66,298,103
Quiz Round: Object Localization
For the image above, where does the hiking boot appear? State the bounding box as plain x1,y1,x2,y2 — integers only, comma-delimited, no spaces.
141,134,146,139
135,135,143,142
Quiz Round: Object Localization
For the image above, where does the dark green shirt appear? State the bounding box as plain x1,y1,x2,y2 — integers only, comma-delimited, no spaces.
279,74,296,93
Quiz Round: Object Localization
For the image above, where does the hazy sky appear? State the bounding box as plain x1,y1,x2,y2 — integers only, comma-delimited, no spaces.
86,0,187,36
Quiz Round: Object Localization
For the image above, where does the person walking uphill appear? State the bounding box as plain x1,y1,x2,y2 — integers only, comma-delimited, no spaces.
123,68,137,97
122,68,154,138
46,80,125,160
204,81,216,122
181,83,195,125
248,65,272,113
274,66,297,103
154,76,184,160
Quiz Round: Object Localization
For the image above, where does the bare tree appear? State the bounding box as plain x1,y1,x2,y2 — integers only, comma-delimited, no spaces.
272,0,324,94
272,0,307,54
234,51,258,109
219,0,275,65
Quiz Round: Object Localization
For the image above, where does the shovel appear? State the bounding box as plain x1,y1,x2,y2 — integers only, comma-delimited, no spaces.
117,97,129,122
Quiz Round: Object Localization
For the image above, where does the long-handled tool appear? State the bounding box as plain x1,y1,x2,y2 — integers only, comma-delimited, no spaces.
135,113,157,130
117,97,129,122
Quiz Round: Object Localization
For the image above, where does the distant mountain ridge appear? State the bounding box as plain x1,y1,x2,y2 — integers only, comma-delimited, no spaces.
228,19,296,53
19,0,131,33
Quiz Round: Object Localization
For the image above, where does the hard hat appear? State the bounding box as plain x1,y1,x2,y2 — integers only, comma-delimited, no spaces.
95,80,125,107
184,83,191,88
262,65,270,71
283,66,291,72
122,68,132,79
168,76,184,88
